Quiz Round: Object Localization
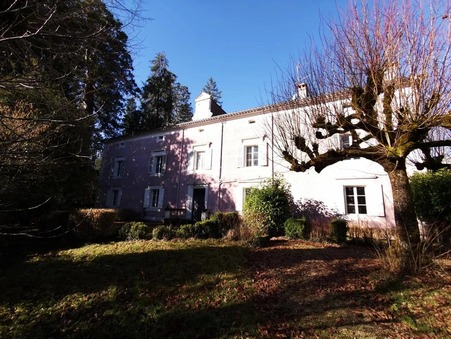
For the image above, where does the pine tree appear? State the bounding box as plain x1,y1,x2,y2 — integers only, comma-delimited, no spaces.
173,82,193,124
202,77,222,106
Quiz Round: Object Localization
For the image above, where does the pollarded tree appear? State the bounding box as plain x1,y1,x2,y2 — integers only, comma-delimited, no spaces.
202,77,222,106
271,0,451,273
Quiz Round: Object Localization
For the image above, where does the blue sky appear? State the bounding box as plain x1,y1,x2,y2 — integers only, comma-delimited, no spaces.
126,0,343,113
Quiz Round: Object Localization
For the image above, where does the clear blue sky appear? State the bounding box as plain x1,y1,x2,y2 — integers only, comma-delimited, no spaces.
125,0,343,113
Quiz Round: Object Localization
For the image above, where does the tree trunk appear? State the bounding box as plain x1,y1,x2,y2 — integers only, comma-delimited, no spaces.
387,164,421,274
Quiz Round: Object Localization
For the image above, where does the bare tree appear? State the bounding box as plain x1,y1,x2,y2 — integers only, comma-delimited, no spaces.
271,0,451,273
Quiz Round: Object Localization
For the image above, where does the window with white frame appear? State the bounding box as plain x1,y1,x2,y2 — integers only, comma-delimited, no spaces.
149,150,166,175
344,186,367,215
106,188,122,207
143,186,164,209
111,157,125,178
245,145,259,167
195,150,205,170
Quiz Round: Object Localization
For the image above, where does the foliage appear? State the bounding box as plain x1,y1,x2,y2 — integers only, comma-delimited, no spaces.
330,219,348,243
69,209,118,242
284,217,310,239
202,77,223,106
118,222,151,241
243,176,293,237
152,225,176,240
175,224,197,239
295,198,340,241
124,52,193,134
271,0,451,273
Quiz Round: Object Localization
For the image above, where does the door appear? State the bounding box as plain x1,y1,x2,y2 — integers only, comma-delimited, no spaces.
192,188,206,221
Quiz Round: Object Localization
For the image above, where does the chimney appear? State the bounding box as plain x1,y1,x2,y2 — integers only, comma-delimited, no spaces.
297,83,308,99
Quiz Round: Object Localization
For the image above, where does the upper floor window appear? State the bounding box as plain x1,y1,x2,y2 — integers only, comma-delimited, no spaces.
345,186,367,215
111,157,125,178
245,145,259,167
195,150,205,170
149,150,166,175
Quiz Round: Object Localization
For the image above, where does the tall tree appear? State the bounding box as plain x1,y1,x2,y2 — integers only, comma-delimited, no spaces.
271,0,451,274
0,0,136,213
173,82,193,124
202,77,222,106
125,52,193,134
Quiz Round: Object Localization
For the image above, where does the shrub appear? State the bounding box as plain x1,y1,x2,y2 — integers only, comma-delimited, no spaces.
118,222,151,240
330,219,348,243
284,217,310,239
69,209,118,242
175,224,196,239
116,209,141,222
152,225,176,240
209,211,240,237
411,169,451,248
243,176,293,237
295,199,340,241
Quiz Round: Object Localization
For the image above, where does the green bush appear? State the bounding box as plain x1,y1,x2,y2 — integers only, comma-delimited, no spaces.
330,219,348,243
152,225,176,240
69,208,118,242
175,224,196,239
118,222,151,240
243,176,293,237
284,217,310,239
193,220,221,239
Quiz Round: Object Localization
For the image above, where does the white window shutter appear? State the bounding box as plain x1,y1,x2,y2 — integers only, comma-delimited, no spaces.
143,188,150,208
237,145,243,168
366,184,385,217
206,148,213,170
186,186,193,219
187,151,194,171
157,188,164,208
162,154,167,173
260,141,268,166
148,156,154,174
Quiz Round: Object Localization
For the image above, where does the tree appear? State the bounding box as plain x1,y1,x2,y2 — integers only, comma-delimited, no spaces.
0,0,136,214
125,52,193,134
271,0,451,273
202,77,222,106
173,82,193,124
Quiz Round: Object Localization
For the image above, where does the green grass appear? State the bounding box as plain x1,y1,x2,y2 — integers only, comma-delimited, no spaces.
0,239,450,338
0,240,256,338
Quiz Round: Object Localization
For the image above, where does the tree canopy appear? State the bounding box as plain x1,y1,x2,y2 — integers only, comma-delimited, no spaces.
202,77,222,106
271,0,451,273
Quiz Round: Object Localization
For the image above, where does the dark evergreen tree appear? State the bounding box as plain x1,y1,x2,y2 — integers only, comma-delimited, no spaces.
173,82,193,124
123,98,142,135
202,77,222,106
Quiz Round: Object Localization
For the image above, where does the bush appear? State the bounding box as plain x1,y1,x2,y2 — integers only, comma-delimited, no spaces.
243,176,293,237
69,209,118,242
295,199,340,241
411,169,451,248
118,222,151,240
116,209,141,222
152,225,176,240
284,217,310,239
330,219,348,243
175,224,196,239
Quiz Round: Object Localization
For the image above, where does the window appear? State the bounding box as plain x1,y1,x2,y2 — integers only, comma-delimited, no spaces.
111,157,125,178
143,186,164,209
340,134,352,149
149,151,166,175
106,188,122,207
245,145,258,167
156,135,165,142
345,186,367,215
195,151,205,170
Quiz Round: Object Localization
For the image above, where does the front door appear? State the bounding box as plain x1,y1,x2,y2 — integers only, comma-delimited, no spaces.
192,188,206,221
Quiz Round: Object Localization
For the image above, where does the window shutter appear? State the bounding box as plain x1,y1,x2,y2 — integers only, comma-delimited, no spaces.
186,186,193,219
106,189,113,207
206,148,213,170
143,188,150,208
260,141,268,166
237,145,243,168
157,188,164,208
161,154,167,173
148,156,154,174
366,184,385,217
187,150,194,171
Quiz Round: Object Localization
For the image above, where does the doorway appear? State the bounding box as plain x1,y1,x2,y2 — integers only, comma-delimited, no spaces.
192,188,206,221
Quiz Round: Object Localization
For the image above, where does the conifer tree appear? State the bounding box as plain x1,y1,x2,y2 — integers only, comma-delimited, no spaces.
202,77,222,106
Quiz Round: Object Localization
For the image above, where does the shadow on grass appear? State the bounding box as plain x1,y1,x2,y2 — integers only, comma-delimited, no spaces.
1,240,428,338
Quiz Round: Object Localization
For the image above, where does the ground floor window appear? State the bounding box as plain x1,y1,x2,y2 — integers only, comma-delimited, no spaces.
344,186,367,215
144,186,164,209
107,188,122,207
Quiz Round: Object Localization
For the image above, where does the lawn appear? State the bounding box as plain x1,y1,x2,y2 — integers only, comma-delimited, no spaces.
0,239,450,338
